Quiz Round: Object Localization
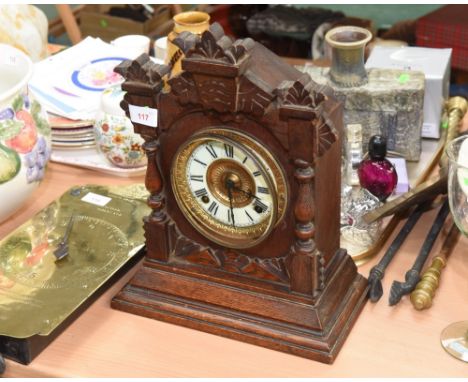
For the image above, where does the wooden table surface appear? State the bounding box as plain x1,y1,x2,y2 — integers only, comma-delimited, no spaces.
2,136,468,377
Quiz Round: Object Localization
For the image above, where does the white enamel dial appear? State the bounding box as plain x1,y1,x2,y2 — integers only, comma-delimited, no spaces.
171,129,287,249
186,139,273,228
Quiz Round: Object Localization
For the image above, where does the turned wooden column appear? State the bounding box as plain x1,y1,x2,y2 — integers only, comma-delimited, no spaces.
142,139,165,223
114,55,171,261
278,76,337,297
289,159,320,295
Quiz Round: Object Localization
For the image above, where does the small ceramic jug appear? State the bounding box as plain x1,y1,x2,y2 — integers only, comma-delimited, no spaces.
166,11,210,76
93,85,146,168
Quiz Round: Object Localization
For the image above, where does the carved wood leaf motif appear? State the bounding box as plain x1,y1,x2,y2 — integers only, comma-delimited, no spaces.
315,116,338,157
311,90,326,107
282,80,325,109
173,236,289,283
218,251,290,283
284,80,314,107
191,30,229,62
226,45,245,64
183,24,255,66
225,38,255,64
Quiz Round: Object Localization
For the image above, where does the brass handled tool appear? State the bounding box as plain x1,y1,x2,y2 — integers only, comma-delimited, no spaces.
368,201,431,302
364,96,468,224
389,199,450,306
53,215,75,261
411,222,461,310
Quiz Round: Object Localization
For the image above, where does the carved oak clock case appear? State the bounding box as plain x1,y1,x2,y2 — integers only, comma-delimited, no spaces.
112,24,368,364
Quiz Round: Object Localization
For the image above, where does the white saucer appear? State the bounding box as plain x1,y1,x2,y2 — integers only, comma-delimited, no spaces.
50,147,146,177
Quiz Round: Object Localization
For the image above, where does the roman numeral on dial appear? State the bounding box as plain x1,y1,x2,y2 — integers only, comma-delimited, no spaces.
206,144,217,158
195,188,208,197
224,143,234,158
190,175,204,182
208,201,219,216
194,158,207,166
253,170,261,177
257,186,269,194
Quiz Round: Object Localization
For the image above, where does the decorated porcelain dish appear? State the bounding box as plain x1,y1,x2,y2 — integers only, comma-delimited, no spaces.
71,57,126,92
0,43,51,223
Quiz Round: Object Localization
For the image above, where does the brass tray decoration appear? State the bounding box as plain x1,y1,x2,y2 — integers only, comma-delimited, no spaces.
0,184,148,362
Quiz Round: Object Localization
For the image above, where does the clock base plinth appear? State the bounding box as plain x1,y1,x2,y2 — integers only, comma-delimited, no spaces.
111,250,368,364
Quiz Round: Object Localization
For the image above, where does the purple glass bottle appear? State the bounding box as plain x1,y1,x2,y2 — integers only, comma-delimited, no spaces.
358,135,398,201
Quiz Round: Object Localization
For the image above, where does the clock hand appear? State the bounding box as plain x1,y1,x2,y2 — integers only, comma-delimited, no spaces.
226,180,236,227
231,185,261,201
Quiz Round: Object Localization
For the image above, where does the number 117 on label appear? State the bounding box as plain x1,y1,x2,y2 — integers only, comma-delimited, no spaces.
129,105,158,128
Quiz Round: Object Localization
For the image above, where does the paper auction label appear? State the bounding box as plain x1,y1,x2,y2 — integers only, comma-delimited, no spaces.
81,192,112,207
129,104,158,128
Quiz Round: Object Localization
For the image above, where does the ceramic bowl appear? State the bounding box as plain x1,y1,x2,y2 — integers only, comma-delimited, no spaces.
93,85,146,168
0,5,49,62
0,43,51,223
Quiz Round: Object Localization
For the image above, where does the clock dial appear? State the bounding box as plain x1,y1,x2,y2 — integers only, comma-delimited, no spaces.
186,139,273,229
172,129,287,249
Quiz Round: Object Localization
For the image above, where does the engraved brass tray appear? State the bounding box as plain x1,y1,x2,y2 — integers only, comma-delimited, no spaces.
0,184,148,364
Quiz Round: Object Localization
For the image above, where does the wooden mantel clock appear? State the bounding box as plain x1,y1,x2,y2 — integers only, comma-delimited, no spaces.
113,23,368,364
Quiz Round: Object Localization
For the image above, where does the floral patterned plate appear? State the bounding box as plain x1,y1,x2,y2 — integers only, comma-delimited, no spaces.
71,57,126,92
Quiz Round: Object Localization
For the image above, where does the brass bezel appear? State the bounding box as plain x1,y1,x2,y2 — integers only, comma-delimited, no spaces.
171,128,288,249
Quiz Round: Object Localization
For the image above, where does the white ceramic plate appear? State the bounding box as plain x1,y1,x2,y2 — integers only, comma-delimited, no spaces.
48,113,94,129
50,147,146,177
52,132,95,140
51,126,94,135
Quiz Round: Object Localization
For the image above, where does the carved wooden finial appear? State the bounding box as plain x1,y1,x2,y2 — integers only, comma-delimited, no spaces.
175,23,254,66
277,74,326,110
114,54,170,93
277,76,337,159
173,31,199,54
167,23,272,119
